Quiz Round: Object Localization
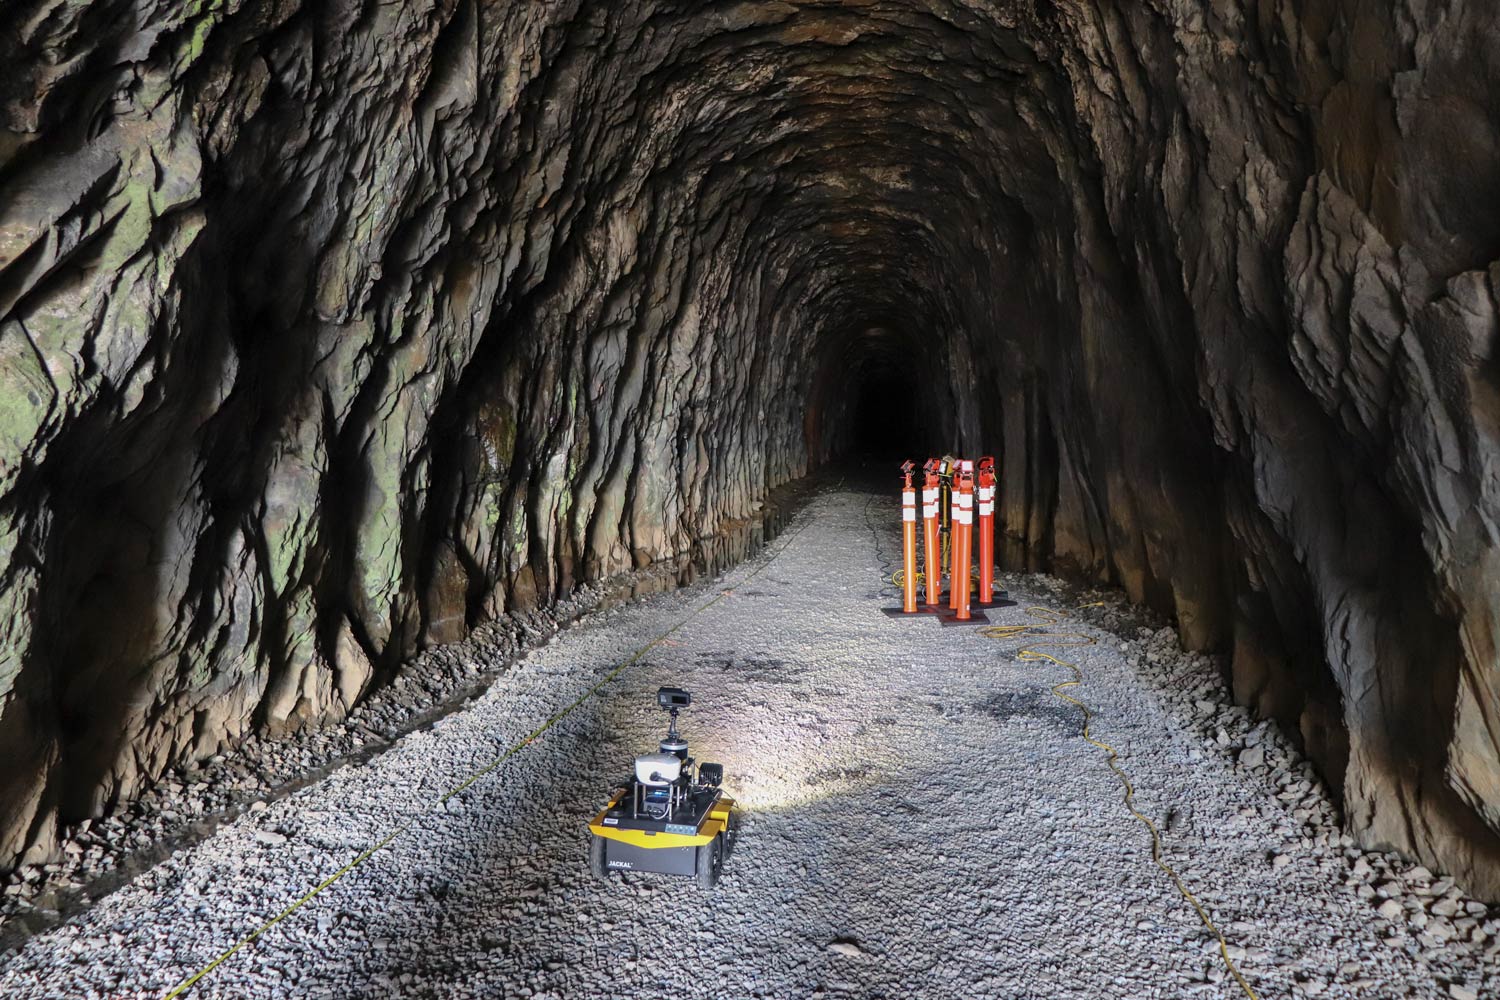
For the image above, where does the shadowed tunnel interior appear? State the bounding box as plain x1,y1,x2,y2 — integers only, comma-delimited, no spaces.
3,0,1500,914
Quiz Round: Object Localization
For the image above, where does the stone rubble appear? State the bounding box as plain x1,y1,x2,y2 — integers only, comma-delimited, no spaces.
0,480,808,948
1047,576,1500,995
0,486,1494,998
3,1,1500,903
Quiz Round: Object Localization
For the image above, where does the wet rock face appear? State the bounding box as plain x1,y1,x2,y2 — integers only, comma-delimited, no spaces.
1,1,1499,895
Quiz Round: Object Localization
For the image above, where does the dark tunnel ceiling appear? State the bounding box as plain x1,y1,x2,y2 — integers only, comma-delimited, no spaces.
3,0,1500,901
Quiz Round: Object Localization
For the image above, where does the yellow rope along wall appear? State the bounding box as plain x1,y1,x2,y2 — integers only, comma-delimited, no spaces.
979,606,1260,1000
158,490,831,1000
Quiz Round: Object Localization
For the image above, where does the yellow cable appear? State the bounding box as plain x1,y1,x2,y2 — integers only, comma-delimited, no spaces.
889,569,981,590
890,568,930,587
980,606,1259,1000
159,490,831,999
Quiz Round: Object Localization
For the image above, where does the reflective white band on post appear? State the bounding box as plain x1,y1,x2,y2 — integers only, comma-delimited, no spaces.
978,502,994,515
924,504,938,518
903,490,915,502
959,495,973,510
923,489,937,503
903,508,917,522
978,486,994,502
956,509,973,525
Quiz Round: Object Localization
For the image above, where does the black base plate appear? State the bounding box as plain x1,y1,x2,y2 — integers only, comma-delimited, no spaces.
881,604,946,617
941,590,1013,606
939,611,991,626
973,596,1018,609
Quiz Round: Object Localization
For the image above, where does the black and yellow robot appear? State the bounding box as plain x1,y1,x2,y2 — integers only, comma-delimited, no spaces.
587,687,735,888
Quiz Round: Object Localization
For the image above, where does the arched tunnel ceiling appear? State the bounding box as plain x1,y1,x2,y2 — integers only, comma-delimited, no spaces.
2,0,1500,901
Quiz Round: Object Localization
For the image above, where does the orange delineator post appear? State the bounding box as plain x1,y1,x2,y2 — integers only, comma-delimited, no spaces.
942,461,988,626
973,456,1014,609
947,459,961,611
977,456,996,603
882,461,929,619
954,467,973,619
922,459,941,608
947,459,971,610
901,468,919,614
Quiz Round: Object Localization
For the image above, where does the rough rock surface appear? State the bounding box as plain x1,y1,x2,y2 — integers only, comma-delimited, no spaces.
0,475,809,944
3,1,1500,902
1,487,1496,999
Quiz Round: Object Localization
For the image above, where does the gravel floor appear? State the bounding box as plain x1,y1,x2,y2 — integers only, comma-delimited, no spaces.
2,483,1496,1000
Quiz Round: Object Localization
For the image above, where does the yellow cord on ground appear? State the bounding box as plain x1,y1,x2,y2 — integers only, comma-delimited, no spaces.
889,569,981,589
980,606,1260,1000
159,493,828,999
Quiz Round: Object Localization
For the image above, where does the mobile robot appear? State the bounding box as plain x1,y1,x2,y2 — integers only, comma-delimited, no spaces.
587,687,735,888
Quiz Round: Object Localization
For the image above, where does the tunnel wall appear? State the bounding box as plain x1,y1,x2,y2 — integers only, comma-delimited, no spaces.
984,2,1500,900
2,1,1500,898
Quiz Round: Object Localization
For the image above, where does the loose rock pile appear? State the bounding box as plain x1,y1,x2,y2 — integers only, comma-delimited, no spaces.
1,489,1497,999
1,478,806,949
1027,575,1498,997
0,583,619,945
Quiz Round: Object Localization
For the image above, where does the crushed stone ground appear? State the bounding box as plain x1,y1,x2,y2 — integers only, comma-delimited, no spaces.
2,483,1495,1000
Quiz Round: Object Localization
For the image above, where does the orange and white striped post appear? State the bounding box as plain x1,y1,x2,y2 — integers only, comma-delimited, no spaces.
977,456,996,602
956,465,973,616
946,457,963,612
942,461,987,625
900,462,918,613
974,456,1016,609
922,459,942,608
882,461,925,618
